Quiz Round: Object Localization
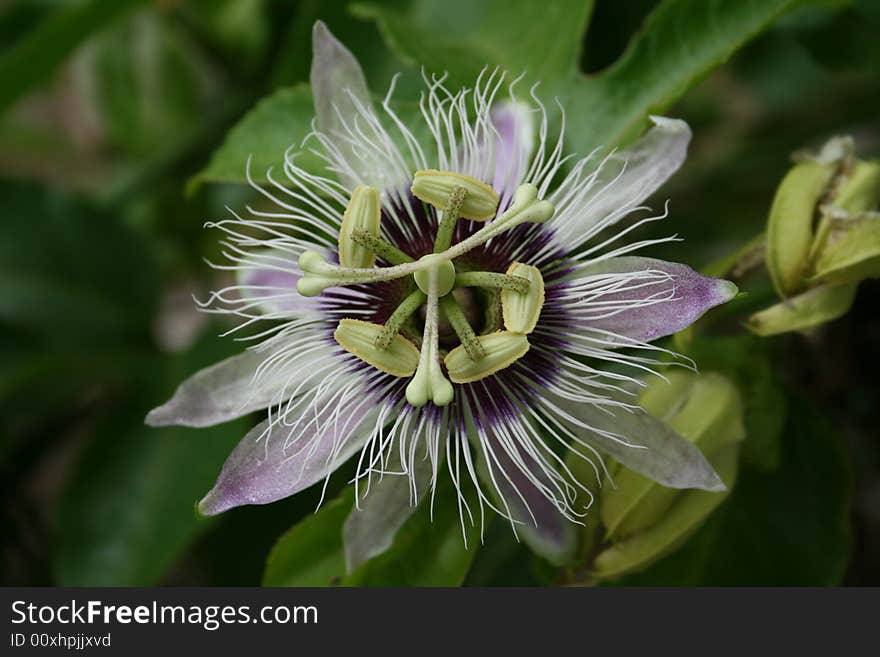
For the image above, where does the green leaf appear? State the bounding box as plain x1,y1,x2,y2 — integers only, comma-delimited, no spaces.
263,481,479,587
612,394,852,585
0,181,157,346
188,84,324,193
565,0,800,154
342,482,480,586
54,334,251,586
262,491,354,587
343,453,431,572
746,282,857,336
0,0,145,113
352,0,593,91
81,9,215,158
687,336,787,471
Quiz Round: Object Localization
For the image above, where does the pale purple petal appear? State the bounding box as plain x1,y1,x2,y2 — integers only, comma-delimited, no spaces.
311,21,402,191
577,256,737,342
552,116,691,242
491,101,534,211
238,266,316,317
311,21,371,140
147,347,285,428
198,404,377,515
544,391,726,492
481,434,577,565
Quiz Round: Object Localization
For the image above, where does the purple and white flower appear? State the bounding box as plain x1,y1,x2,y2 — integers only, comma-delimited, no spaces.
147,22,736,566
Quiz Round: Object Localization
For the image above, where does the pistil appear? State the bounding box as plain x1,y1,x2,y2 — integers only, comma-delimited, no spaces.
405,265,454,407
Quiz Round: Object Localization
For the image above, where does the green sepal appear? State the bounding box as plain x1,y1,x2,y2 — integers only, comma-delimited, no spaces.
591,444,740,580
600,372,744,539
746,283,857,336
810,215,880,285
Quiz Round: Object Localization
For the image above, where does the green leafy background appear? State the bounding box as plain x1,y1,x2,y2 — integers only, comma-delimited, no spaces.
1,0,877,586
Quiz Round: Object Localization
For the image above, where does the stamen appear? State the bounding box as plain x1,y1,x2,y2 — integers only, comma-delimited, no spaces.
445,331,530,383
406,267,454,407
454,271,531,294
297,185,553,296
349,228,415,265
412,170,499,221
375,288,426,350
334,319,420,377
338,185,382,268
501,262,545,334
440,295,486,361
434,184,467,253
442,184,555,261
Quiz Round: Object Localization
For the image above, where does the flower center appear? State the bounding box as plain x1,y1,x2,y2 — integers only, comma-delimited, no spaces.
413,255,456,297
302,171,554,407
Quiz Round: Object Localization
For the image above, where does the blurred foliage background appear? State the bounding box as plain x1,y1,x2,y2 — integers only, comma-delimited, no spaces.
0,0,878,586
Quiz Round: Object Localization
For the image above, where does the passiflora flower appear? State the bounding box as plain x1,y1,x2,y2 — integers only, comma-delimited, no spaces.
147,22,736,565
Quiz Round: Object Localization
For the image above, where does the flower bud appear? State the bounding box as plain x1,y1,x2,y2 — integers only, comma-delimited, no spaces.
808,160,880,286
832,160,880,214
339,185,382,268
591,444,740,580
600,371,744,540
411,170,500,221
501,263,544,334
766,160,837,296
444,331,529,383
334,319,420,377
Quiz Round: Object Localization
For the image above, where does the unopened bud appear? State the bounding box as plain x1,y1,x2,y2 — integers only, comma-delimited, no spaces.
591,444,740,580
811,214,880,285
601,371,744,540
832,160,880,214
808,159,880,286
766,160,837,296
